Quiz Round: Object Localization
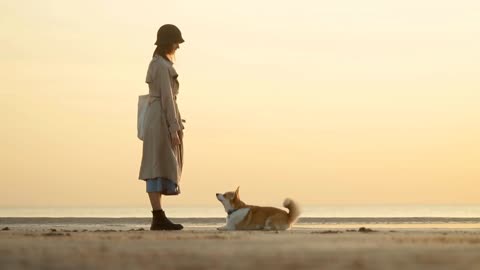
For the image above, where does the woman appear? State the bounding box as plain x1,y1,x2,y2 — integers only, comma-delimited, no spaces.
139,24,185,230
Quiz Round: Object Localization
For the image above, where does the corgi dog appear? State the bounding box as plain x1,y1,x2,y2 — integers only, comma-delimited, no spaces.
215,187,300,231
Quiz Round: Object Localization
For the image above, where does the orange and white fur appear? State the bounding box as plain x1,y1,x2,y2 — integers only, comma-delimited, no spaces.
215,187,300,231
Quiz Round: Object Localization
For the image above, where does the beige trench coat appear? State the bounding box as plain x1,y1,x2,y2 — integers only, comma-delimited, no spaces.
138,55,184,183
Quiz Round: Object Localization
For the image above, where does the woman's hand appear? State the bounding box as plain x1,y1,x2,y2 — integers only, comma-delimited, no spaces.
170,131,181,146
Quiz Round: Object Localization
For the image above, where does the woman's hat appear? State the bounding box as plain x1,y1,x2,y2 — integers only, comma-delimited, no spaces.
155,24,185,45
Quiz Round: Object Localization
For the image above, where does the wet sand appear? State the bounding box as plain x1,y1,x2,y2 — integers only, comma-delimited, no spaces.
1,218,480,270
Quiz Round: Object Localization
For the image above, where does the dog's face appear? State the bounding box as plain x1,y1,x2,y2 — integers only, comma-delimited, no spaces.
216,187,241,213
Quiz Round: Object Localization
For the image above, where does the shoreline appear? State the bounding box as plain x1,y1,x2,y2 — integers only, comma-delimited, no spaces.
2,217,480,231
3,216,480,223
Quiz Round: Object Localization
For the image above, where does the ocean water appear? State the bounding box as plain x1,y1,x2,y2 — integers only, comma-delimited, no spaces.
1,205,480,218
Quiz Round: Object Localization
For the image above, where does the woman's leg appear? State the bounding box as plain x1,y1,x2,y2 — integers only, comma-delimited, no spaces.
148,193,183,230
146,179,183,230
148,192,162,210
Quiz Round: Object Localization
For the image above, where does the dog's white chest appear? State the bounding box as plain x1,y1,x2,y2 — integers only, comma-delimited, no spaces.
226,208,250,230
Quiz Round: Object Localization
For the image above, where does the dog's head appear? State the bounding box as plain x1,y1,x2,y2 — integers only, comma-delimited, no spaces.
216,186,244,213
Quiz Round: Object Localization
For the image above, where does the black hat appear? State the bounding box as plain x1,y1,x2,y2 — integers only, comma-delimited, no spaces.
155,24,184,45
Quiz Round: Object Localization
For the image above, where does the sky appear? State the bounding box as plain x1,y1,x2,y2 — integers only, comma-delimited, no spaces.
1,0,479,207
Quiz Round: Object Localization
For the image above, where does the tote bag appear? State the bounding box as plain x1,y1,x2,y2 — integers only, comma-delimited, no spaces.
137,94,150,141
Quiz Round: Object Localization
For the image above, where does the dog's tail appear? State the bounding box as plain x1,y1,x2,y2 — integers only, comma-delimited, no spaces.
283,198,301,225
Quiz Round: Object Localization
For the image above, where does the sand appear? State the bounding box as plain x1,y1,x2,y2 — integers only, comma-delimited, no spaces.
1,218,480,270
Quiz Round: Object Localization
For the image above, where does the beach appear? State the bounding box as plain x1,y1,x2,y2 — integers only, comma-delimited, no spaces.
1,218,480,270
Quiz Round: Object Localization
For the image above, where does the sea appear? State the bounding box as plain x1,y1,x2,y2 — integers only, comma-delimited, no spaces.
1,205,480,218
2,205,480,229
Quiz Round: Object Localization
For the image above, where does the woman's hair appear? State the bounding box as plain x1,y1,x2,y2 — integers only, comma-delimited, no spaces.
152,43,174,60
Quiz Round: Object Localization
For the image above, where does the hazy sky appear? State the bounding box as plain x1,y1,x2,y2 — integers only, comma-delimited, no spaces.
1,0,479,207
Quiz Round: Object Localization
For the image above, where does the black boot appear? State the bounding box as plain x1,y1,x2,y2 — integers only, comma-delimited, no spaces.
150,209,183,231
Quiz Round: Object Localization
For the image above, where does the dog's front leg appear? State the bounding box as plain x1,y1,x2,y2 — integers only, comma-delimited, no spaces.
217,217,233,231
217,218,238,231
217,224,237,231
216,225,229,231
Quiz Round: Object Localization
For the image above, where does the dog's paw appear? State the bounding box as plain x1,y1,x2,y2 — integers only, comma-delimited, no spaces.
217,226,228,231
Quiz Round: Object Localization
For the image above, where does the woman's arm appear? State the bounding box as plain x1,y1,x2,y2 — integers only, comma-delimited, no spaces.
158,65,181,136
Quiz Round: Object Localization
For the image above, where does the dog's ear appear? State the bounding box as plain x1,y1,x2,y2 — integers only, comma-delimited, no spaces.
234,186,240,199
